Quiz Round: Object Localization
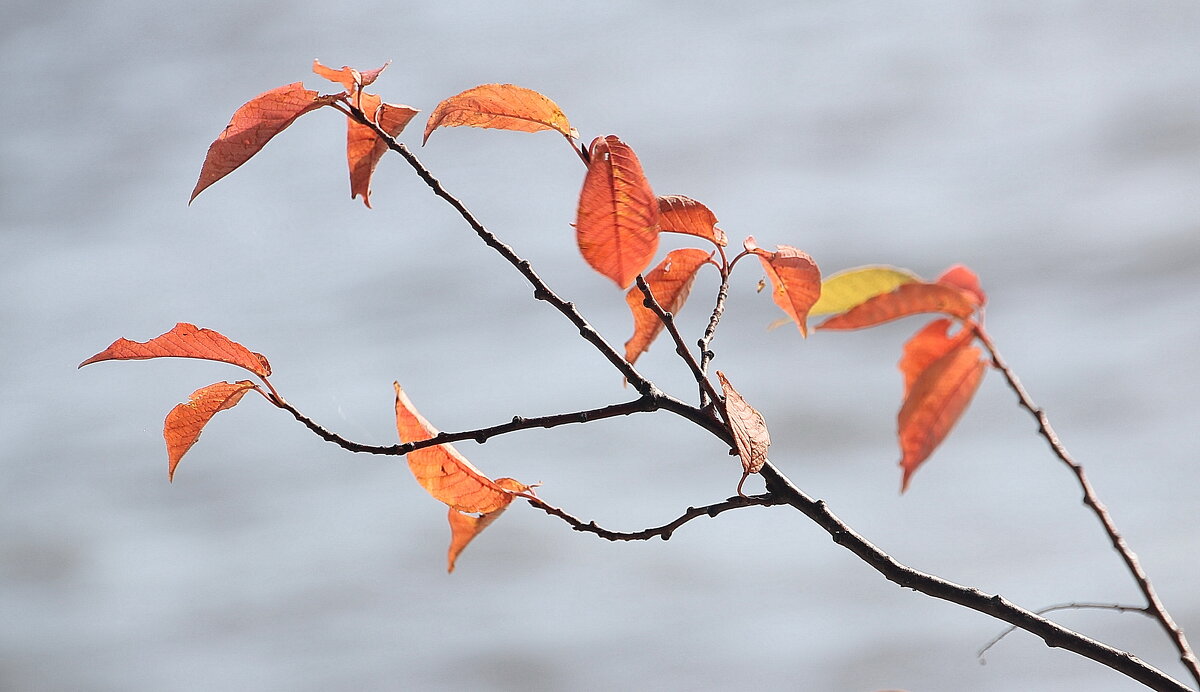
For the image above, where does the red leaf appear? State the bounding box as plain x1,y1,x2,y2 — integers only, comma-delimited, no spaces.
164,381,258,481
744,236,822,337
717,371,771,493
898,319,977,395
347,91,419,207
897,340,987,492
816,283,979,331
80,323,272,377
394,383,525,514
423,83,578,143
312,58,390,93
445,478,524,573
624,248,712,365
936,264,987,306
575,136,660,288
657,195,728,247
190,83,335,203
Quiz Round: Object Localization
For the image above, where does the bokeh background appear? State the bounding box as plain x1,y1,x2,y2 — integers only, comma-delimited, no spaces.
3,2,1198,690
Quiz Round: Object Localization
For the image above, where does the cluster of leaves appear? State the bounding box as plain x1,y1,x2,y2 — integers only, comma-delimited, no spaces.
86,60,992,569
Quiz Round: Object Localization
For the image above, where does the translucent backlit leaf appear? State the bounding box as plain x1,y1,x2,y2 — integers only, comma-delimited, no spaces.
744,236,821,337
899,319,977,395
445,478,526,573
576,136,660,288
312,58,390,93
657,195,728,247
347,91,419,207
810,265,922,317
190,83,335,203
624,248,712,365
898,341,987,492
164,380,257,481
393,382,521,514
423,83,578,143
936,264,987,306
816,283,979,332
717,371,771,493
79,323,272,377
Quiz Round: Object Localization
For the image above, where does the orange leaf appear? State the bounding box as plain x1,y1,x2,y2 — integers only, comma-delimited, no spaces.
657,195,728,247
716,371,771,493
190,83,335,203
624,248,712,365
80,323,272,377
899,319,977,395
575,136,660,288
312,58,390,93
445,478,525,573
936,264,987,306
897,340,987,492
393,383,522,514
347,91,419,207
423,83,578,144
816,283,979,332
744,236,822,337
164,380,257,481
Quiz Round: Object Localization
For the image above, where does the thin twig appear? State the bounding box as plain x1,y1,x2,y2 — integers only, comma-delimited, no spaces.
634,275,725,410
979,602,1152,661
976,325,1200,686
272,394,664,455
525,492,785,541
697,266,732,408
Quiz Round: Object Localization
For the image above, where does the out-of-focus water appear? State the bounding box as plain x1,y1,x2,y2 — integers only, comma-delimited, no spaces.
3,2,1198,690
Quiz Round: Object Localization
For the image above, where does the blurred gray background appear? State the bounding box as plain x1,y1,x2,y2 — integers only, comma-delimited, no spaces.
3,2,1198,690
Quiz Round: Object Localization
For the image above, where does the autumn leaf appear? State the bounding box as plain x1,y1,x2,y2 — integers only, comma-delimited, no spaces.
312,58,390,93
744,236,822,337
576,136,660,288
897,339,987,492
657,195,728,247
164,381,258,481
624,248,712,365
936,264,987,306
423,83,578,144
394,382,524,514
190,83,336,203
810,265,922,317
716,371,771,494
346,91,419,207
445,477,526,573
899,319,977,395
816,283,979,331
80,323,272,377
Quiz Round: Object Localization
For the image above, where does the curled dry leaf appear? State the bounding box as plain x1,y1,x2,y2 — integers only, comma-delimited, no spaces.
393,383,524,514
347,91,419,207
897,337,987,492
423,83,578,144
312,58,390,93
936,264,987,307
657,195,728,247
165,380,258,481
80,322,272,377
716,371,771,494
446,478,527,573
816,283,979,332
744,236,822,337
576,136,660,288
190,82,336,203
810,265,922,317
624,248,713,365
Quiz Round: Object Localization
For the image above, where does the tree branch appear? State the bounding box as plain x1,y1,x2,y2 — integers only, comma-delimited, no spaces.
525,492,785,541
979,602,1153,661
976,325,1200,687
634,275,724,409
697,263,732,408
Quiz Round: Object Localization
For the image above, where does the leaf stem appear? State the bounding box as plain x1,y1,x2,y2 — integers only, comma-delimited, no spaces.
975,325,1200,686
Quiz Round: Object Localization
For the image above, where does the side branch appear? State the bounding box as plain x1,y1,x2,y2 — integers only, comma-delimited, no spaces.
526,492,785,541
273,395,663,455
697,269,732,407
634,275,724,409
335,101,659,397
975,327,1200,686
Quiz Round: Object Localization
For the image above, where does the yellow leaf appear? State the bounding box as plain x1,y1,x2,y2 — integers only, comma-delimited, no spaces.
810,265,922,317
